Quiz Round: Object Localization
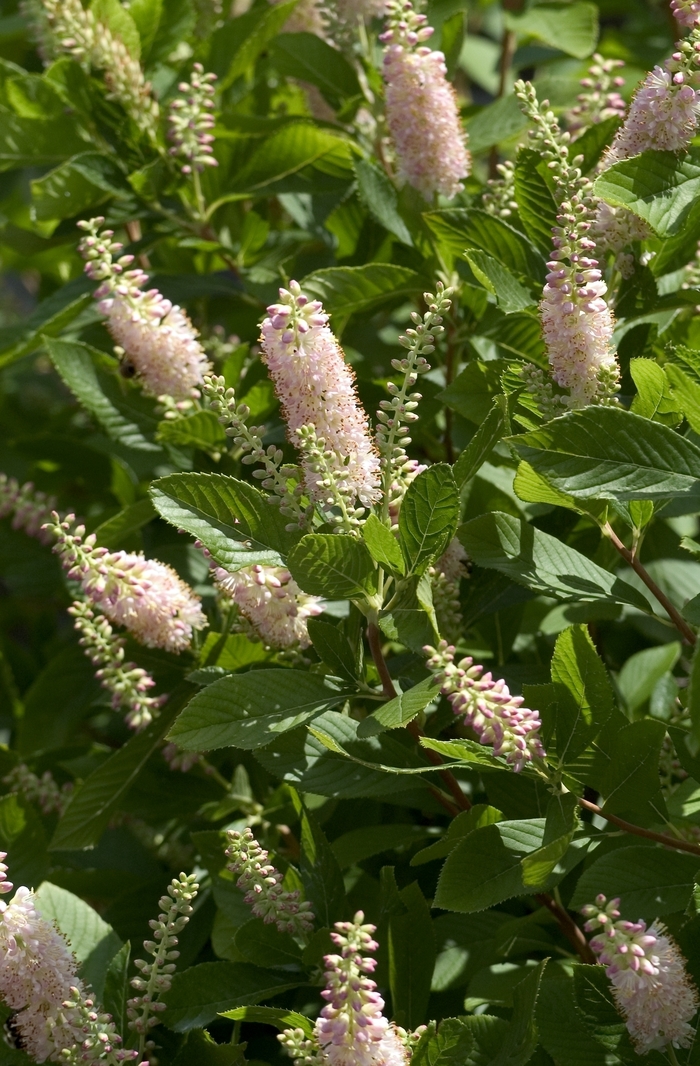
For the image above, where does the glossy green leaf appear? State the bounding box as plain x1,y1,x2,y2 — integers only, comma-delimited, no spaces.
287,533,377,599
569,845,699,920
594,148,700,237
399,465,460,576
161,961,300,1031
550,625,615,763
302,264,423,327
362,512,406,576
464,250,535,313
357,676,440,737
453,397,508,486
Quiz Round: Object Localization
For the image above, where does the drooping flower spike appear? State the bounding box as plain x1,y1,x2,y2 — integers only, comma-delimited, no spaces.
214,563,323,649
425,640,546,772
259,281,381,529
516,81,619,409
0,472,57,543
48,513,207,654
381,0,470,201
78,218,211,400
225,828,315,937
582,894,699,1053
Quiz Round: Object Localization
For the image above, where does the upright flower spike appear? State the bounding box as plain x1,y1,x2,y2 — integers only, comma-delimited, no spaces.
225,828,315,937
214,564,323,649
168,63,218,175
48,514,207,654
425,640,546,772
259,282,381,529
78,218,211,400
0,473,57,542
36,0,158,135
280,912,408,1066
516,81,619,409
127,873,199,1056
566,53,626,137
672,0,700,27
69,600,167,729
582,895,699,1053
381,0,470,201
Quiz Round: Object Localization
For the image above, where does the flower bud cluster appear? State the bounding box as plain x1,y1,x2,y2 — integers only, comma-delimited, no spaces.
225,828,315,937
280,912,408,1066
429,538,469,641
3,763,73,817
582,894,699,1053
425,640,546,772
672,0,700,27
516,81,619,408
0,472,57,543
482,160,518,219
39,0,158,134
376,285,451,522
59,985,140,1065
127,873,200,1048
381,1,470,201
214,563,322,649
566,53,626,137
168,63,218,175
69,600,167,730
203,374,308,529
78,218,211,400
48,513,207,654
260,282,381,528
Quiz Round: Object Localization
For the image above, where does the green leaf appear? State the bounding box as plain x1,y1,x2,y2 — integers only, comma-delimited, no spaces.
150,472,298,570
594,148,700,237
0,794,48,892
617,642,681,714
665,362,700,435
491,959,547,1066
464,251,535,314
34,882,122,999
233,919,303,968
167,670,347,751
593,718,667,819
91,0,141,57
92,498,156,549
301,264,423,330
287,533,377,599
513,149,558,255
423,209,544,279
157,411,227,452
629,358,682,426
362,513,406,576
172,1030,245,1066
569,845,699,920
211,1,299,87
438,359,508,425
103,942,131,1035
511,405,700,501
17,645,100,754
356,160,413,246
222,122,354,200
506,2,598,58
161,961,300,1031
453,398,508,486
50,687,191,850
357,676,440,737
550,625,615,763
31,152,130,227
379,575,440,652
306,618,360,682
411,805,502,866
399,465,460,576
332,824,430,868
435,820,588,912
45,338,161,452
0,109,89,170
571,966,632,1060
537,976,613,1066
411,1019,475,1066
0,281,92,367
290,789,345,928
219,1006,313,1037
466,95,528,156
520,794,578,889
388,881,436,1029
458,512,649,610
128,0,163,55
271,32,361,109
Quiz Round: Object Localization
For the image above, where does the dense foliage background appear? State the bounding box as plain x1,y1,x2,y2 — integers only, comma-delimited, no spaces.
7,0,700,1064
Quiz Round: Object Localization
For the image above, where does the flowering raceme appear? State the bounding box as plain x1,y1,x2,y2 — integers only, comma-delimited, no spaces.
225,828,315,937
582,895,699,1052
49,514,207,654
672,0,700,26
168,63,218,175
517,81,619,408
260,281,381,525
78,218,210,400
566,53,626,136
0,472,57,542
214,563,322,649
425,640,546,772
381,0,469,201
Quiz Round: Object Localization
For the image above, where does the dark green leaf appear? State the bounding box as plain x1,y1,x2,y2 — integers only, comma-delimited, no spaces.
399,465,460,576
549,625,614,763
411,1019,475,1066
290,789,345,928
594,149,700,237
306,618,360,682
92,498,156,549
491,959,547,1066
271,32,361,108
0,794,48,893
466,95,528,156
388,881,436,1029
453,398,509,486
357,676,440,737
302,264,423,330
157,411,227,452
356,159,413,246
233,919,303,968
287,533,377,599
569,845,699,920
161,961,300,1031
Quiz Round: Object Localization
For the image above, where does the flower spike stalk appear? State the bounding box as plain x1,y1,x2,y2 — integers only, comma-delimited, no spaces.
48,514,207,654
425,640,546,772
259,282,381,530
582,894,699,1053
225,828,315,937
516,81,619,409
78,218,211,400
381,0,470,201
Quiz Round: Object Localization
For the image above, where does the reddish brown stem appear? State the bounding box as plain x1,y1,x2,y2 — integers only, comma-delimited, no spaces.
605,524,696,646
366,622,466,816
578,796,700,858
535,892,596,963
